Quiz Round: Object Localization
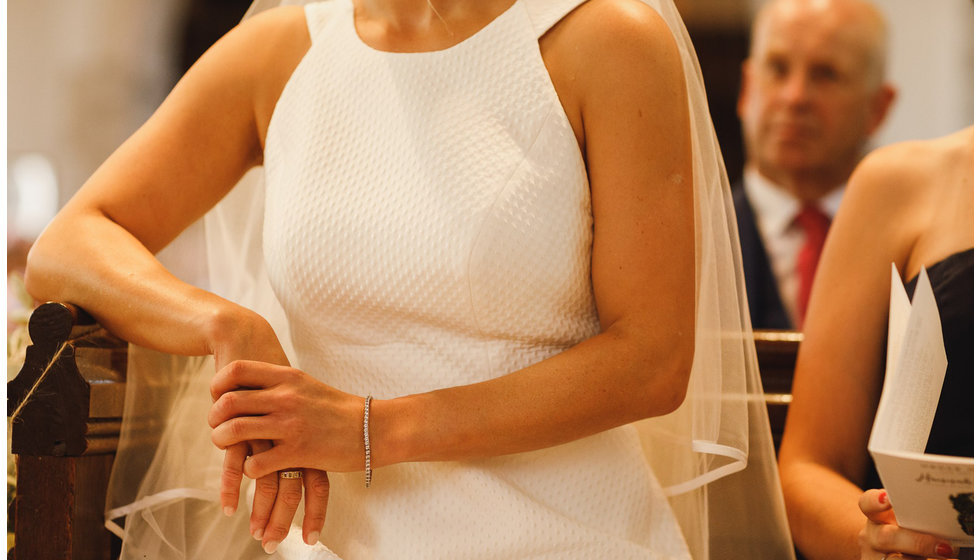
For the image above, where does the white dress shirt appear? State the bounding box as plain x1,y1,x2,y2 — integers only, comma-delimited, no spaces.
743,169,844,327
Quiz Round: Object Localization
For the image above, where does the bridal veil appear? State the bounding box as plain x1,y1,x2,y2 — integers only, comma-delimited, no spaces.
104,1,795,558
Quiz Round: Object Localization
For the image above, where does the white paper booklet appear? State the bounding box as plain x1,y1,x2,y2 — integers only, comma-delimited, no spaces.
868,264,973,545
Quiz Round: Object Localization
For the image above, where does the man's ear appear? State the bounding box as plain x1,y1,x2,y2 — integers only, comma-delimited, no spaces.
865,83,897,136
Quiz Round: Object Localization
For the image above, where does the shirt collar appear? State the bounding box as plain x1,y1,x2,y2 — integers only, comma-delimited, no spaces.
743,168,845,237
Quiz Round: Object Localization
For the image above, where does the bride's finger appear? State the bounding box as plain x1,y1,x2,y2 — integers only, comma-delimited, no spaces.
212,415,281,449
208,388,273,428
302,470,330,545
242,443,297,480
210,359,290,401
260,469,305,554
248,440,277,541
219,442,248,516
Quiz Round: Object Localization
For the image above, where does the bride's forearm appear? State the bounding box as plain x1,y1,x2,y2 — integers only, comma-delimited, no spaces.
24,208,262,359
370,323,693,467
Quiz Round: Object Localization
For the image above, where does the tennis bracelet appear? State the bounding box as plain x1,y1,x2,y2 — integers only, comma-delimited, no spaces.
363,395,373,488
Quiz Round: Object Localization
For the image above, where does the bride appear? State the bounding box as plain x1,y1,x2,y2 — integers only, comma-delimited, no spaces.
25,0,792,558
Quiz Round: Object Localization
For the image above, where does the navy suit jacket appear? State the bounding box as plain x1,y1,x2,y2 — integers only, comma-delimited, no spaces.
732,181,792,329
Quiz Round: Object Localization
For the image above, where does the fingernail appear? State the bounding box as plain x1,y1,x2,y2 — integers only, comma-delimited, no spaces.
252,528,264,541
263,540,279,554
878,491,888,504
935,543,954,558
223,506,235,517
305,531,320,545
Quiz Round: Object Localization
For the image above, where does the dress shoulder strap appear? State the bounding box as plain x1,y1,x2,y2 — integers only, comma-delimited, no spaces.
523,0,589,38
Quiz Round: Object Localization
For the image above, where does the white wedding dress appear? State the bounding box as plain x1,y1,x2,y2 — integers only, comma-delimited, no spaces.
263,0,689,557
107,1,797,558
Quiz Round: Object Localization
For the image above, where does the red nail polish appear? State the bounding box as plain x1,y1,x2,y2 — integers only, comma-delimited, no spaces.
878,491,887,504
935,543,954,558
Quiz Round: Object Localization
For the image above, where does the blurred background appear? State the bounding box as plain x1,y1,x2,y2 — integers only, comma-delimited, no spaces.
6,0,975,279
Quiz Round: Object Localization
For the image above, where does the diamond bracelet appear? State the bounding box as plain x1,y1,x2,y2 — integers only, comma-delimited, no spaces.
363,395,373,488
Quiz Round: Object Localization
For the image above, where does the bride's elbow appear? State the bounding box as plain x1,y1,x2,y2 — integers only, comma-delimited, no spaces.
636,330,695,418
23,234,60,303
651,356,694,417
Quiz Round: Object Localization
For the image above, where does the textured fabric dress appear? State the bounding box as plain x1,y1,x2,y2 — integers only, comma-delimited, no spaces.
261,0,691,557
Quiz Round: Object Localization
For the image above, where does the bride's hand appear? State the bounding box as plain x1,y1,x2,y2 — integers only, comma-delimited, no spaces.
218,438,330,551
858,489,958,559
209,312,330,552
209,360,366,474
209,359,365,548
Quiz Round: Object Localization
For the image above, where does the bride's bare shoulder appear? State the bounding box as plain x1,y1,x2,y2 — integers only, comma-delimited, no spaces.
541,0,685,139
548,0,677,58
195,5,311,139
208,6,310,77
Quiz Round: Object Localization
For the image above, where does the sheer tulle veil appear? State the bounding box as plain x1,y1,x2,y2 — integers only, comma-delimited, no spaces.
104,1,795,558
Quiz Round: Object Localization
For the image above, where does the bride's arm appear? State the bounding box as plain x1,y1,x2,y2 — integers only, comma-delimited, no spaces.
25,7,306,360
209,0,695,484
24,5,322,548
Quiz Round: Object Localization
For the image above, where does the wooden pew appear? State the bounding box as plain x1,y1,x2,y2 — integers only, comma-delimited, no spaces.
754,329,803,452
6,303,801,559
7,302,125,560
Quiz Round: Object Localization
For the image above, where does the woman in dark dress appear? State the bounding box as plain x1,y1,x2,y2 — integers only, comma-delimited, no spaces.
779,126,973,560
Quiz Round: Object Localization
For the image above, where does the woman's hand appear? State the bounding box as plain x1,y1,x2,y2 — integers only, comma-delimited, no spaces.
218,438,328,549
858,489,959,559
209,361,366,474
209,312,331,552
208,359,365,550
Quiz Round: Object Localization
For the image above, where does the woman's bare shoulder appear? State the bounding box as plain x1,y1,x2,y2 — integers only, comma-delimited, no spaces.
834,128,974,276
554,0,678,61
176,5,309,107
201,5,311,140
233,5,309,41
545,0,684,117
850,127,973,201
540,0,684,147
211,6,309,73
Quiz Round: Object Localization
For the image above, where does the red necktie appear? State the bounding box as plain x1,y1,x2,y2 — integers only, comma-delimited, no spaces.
795,204,830,326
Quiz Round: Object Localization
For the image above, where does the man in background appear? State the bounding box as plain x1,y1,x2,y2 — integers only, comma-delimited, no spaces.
735,0,895,329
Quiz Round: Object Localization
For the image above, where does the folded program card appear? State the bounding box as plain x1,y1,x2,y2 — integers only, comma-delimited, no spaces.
868,264,973,545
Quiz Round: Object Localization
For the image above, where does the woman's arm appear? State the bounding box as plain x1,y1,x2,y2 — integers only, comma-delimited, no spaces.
24,7,308,362
24,6,325,549
209,0,695,476
777,142,954,560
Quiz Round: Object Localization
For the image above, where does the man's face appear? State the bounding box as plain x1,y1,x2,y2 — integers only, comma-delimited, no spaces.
738,3,886,184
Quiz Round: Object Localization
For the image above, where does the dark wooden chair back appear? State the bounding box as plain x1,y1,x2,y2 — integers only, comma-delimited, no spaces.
7,302,125,560
754,329,802,452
